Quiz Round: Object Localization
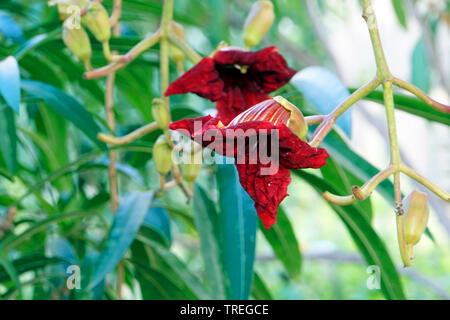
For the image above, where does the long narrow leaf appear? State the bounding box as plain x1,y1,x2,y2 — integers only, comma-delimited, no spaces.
216,164,257,300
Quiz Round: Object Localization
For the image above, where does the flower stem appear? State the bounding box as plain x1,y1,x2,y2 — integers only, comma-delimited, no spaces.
98,122,159,146
309,77,380,147
362,0,391,80
393,77,450,114
323,165,395,205
400,164,450,201
84,31,161,79
168,33,202,64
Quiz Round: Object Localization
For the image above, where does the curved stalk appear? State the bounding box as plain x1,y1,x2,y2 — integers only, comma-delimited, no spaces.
393,77,450,114
98,122,159,146
309,77,380,147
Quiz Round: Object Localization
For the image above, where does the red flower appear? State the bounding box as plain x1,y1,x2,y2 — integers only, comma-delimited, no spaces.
170,98,329,229
165,46,297,125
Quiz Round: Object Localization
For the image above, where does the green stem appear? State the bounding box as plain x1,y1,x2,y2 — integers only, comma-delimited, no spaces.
400,164,450,201
323,165,395,205
393,77,450,114
309,77,380,147
168,33,202,64
362,0,391,80
160,0,173,118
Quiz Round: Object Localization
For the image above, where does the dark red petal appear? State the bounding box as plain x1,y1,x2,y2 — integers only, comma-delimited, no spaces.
169,115,213,136
164,58,223,101
251,47,297,93
214,47,297,93
236,163,291,230
277,124,329,169
215,88,270,125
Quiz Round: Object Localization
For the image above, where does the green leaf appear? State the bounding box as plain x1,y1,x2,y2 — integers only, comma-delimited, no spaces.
294,170,406,300
0,106,17,175
0,56,21,113
133,237,208,299
251,272,273,300
20,80,107,150
411,38,430,93
259,206,302,279
0,211,97,251
349,89,450,125
391,0,408,29
141,205,172,247
216,164,257,300
0,254,66,283
87,191,154,290
192,184,229,299
130,257,196,299
0,250,21,295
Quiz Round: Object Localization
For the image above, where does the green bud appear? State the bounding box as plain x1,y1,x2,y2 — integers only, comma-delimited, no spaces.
152,98,170,131
81,2,111,43
62,22,92,62
153,135,173,175
170,21,186,63
403,190,429,246
243,0,275,48
180,144,202,183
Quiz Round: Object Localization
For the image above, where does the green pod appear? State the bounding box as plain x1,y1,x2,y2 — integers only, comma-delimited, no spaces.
153,135,173,176
151,98,170,131
403,190,429,245
62,23,92,62
243,0,275,48
81,2,111,43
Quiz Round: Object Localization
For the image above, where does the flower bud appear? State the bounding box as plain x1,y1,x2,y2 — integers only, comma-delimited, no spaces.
152,98,170,130
228,96,308,140
180,143,202,183
243,0,275,48
62,22,92,62
170,21,186,63
403,190,429,246
81,2,111,43
153,135,173,176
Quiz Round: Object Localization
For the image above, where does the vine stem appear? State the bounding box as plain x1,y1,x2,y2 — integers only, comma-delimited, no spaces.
362,0,409,267
105,0,123,300
98,122,158,145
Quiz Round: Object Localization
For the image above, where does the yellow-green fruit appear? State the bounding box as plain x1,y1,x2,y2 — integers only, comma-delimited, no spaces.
153,136,173,175
170,21,186,63
81,2,111,43
181,163,201,183
62,23,92,62
152,98,170,130
403,190,429,245
243,0,275,48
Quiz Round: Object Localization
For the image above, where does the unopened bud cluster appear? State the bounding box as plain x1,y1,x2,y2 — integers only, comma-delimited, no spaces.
51,0,114,69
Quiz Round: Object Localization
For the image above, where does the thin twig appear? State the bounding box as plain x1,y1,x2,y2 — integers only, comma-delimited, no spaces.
98,122,159,146
309,77,380,147
393,77,450,114
84,31,161,79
